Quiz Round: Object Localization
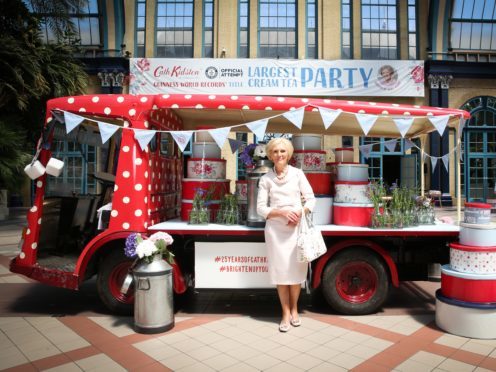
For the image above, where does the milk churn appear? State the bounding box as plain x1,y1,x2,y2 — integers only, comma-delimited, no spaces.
246,159,273,227
133,255,174,333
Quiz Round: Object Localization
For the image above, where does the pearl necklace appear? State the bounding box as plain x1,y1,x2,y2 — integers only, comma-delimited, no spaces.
274,166,288,180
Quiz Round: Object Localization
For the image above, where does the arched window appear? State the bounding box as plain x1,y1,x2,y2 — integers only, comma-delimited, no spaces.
450,0,496,50
460,96,496,202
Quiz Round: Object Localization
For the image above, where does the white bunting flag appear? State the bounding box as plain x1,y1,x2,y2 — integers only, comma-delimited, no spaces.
359,144,373,159
422,151,429,165
209,126,231,148
318,107,341,130
133,129,156,151
355,113,378,136
228,138,245,154
282,107,305,129
393,117,414,138
64,111,84,134
384,139,398,153
404,139,415,151
428,115,450,136
458,118,467,139
97,121,119,144
431,156,438,172
441,154,450,172
247,119,268,139
171,131,193,152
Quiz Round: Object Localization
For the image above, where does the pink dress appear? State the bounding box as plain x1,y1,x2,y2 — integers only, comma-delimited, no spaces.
257,166,316,284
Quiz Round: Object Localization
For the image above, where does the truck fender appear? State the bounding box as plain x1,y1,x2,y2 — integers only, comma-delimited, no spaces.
312,239,399,289
75,230,187,294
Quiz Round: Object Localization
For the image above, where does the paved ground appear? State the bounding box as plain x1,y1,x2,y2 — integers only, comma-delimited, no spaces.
1,209,496,371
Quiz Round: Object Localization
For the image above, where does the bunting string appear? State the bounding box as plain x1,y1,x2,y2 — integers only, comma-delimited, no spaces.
52,105,466,166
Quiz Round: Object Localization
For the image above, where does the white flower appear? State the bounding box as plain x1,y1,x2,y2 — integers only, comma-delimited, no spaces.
254,144,267,158
149,232,174,245
136,239,158,258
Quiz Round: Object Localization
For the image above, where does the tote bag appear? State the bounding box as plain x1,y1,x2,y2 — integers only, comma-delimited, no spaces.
296,209,327,263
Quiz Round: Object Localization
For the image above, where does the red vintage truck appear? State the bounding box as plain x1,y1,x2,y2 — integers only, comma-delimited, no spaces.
10,94,468,315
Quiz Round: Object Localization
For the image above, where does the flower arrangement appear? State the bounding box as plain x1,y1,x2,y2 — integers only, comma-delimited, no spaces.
125,232,175,264
240,144,268,167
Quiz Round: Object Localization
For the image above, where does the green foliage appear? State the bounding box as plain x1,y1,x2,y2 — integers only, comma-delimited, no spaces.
0,0,89,190
0,120,31,190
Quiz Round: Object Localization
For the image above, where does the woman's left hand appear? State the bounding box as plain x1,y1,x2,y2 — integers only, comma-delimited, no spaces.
287,209,302,226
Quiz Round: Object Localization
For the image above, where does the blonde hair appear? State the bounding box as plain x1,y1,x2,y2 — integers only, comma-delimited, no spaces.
266,137,294,161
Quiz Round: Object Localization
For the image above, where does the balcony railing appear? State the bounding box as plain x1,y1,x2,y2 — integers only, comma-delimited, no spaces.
428,50,496,63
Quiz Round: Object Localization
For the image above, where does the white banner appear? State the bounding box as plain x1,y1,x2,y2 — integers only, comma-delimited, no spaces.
130,58,425,97
195,242,273,288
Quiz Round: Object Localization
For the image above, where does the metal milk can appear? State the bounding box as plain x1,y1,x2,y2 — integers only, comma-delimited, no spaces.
133,255,174,334
246,159,273,227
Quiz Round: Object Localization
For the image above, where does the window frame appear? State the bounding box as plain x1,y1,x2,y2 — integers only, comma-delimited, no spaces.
257,0,298,59
360,0,400,60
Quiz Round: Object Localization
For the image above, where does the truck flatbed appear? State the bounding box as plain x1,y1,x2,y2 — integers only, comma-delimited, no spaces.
149,219,459,237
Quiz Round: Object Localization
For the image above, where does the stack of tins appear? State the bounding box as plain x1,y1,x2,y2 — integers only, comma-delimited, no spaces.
333,160,372,227
325,147,354,195
291,134,332,225
181,127,230,221
436,202,496,339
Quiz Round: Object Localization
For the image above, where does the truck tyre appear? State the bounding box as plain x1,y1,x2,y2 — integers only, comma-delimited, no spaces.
322,248,389,315
97,250,134,315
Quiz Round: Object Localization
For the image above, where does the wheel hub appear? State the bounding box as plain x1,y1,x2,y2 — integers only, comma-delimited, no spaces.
336,262,378,304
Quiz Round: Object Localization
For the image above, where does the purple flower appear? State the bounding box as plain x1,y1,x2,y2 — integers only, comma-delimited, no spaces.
124,233,138,258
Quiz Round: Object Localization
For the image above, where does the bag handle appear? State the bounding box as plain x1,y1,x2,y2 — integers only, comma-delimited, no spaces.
299,207,309,233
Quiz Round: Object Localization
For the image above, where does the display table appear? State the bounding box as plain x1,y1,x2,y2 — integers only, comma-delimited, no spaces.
149,219,460,237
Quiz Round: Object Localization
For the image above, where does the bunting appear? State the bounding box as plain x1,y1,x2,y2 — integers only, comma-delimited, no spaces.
48,109,466,162
404,139,415,152
64,111,85,134
246,119,268,139
228,138,245,154
318,107,341,130
442,154,450,172
133,129,157,151
355,113,378,136
97,121,119,144
431,156,438,171
359,144,373,159
393,117,414,138
208,127,231,148
428,115,450,136
282,107,305,129
384,139,398,153
171,131,193,152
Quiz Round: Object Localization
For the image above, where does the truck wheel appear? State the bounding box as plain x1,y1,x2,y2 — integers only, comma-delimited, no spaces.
322,248,389,315
97,250,134,315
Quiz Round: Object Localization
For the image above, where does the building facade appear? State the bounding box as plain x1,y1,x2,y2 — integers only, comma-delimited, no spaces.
37,0,496,203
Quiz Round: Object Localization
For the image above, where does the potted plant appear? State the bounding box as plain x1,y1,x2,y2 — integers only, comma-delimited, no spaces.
216,194,239,225
188,188,213,224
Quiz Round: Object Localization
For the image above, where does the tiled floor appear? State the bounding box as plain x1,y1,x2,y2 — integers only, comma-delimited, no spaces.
1,211,496,371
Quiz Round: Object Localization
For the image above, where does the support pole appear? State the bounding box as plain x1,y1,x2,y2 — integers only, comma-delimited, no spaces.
420,136,425,197
456,136,462,223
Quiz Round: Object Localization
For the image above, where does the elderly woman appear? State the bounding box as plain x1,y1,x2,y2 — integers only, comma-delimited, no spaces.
257,138,316,332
